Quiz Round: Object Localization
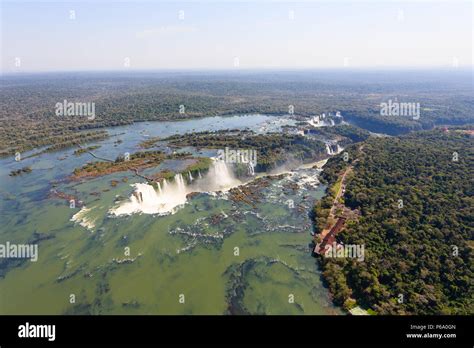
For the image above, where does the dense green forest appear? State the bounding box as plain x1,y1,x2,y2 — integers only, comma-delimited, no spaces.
306,124,371,145
1,71,472,156
163,130,328,171
315,128,473,314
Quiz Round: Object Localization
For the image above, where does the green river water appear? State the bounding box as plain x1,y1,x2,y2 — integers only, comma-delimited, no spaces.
0,115,340,315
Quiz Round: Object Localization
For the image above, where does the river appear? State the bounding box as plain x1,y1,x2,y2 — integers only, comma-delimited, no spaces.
0,114,340,315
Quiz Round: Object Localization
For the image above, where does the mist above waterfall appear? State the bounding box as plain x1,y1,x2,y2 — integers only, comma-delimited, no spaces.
267,154,303,176
110,159,243,216
195,159,241,191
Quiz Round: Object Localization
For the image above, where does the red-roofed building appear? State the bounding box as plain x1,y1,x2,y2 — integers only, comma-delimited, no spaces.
315,217,346,255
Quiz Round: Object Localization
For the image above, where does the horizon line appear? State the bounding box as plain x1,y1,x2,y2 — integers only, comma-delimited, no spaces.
2,66,473,76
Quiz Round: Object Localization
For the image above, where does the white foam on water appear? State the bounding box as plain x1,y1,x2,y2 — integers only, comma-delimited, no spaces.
71,206,97,231
307,115,335,128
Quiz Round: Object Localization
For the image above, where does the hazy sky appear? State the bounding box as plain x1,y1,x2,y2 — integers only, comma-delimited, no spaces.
1,0,472,72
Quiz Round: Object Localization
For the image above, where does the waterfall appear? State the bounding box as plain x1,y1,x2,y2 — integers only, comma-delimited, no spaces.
325,141,343,155
325,143,334,155
188,171,194,181
247,162,255,176
330,119,335,126
206,159,239,189
174,173,186,194
111,159,242,216
198,170,202,179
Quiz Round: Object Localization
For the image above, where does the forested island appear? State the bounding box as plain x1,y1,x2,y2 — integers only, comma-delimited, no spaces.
161,130,328,171
72,150,211,183
313,127,473,314
71,130,332,182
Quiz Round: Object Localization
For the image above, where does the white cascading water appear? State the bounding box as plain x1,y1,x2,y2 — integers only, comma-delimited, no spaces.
325,142,343,155
188,171,193,181
247,162,255,176
325,143,334,155
111,176,188,216
308,116,321,128
110,159,242,216
174,173,186,194
202,159,240,189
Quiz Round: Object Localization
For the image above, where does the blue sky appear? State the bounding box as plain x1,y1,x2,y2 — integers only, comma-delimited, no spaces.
1,1,472,72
